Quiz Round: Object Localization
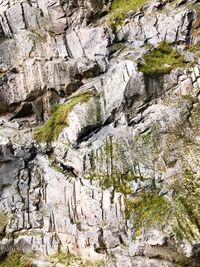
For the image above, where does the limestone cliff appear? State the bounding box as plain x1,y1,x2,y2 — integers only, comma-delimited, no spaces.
0,0,200,266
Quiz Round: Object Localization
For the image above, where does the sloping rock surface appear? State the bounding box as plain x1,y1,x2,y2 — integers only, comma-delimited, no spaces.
0,0,200,266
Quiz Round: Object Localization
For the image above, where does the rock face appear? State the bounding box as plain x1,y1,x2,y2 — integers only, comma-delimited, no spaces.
0,0,200,266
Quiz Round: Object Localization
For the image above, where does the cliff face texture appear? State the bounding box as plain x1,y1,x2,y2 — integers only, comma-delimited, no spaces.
0,0,200,266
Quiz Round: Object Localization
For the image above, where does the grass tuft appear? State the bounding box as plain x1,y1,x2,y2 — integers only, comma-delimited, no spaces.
50,252,105,267
0,213,8,237
109,0,149,28
0,252,35,267
138,42,187,76
34,91,93,143
125,191,170,236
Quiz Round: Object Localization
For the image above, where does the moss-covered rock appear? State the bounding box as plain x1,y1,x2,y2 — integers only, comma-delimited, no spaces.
125,191,170,235
50,252,105,267
0,252,35,267
86,137,146,195
125,171,200,241
109,0,149,28
121,91,200,243
138,42,187,76
124,103,200,242
34,91,94,143
0,213,8,237
170,169,200,242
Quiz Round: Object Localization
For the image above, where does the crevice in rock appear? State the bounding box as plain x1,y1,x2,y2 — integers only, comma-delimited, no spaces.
95,229,107,254
3,12,13,37
20,3,28,30
75,112,116,146
11,103,34,119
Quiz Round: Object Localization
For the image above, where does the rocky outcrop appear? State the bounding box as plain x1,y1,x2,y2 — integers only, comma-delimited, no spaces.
0,0,200,266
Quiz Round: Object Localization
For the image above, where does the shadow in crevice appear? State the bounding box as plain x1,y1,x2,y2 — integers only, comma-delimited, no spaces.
122,73,165,125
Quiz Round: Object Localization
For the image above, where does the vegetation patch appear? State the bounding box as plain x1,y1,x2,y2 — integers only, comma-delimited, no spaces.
50,252,105,267
34,91,93,143
187,43,200,55
87,137,145,195
0,68,8,79
170,169,200,242
0,213,8,237
108,43,127,54
187,2,200,13
138,42,187,76
109,0,149,28
93,168,138,195
0,252,35,267
187,42,200,59
81,260,105,267
125,169,200,242
13,230,43,238
124,108,200,242
50,252,77,266
125,191,171,236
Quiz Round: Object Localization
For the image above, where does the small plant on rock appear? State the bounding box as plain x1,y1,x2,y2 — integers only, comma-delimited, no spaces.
109,0,149,28
34,91,93,143
138,42,187,76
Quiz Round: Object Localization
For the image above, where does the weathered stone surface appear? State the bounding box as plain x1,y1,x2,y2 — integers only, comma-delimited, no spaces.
0,0,200,266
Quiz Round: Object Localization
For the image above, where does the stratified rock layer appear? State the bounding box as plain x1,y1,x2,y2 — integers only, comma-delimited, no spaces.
0,0,200,266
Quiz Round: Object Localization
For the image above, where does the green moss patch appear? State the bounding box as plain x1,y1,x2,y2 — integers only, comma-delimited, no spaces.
187,43,200,54
170,169,200,242
50,252,77,266
81,260,105,267
13,230,43,238
125,191,171,236
0,252,35,267
0,213,8,236
125,169,200,242
0,214,7,229
50,252,105,267
95,169,138,195
138,42,187,76
34,91,93,143
109,0,149,28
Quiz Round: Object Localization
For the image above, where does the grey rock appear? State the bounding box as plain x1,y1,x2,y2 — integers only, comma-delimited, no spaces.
0,0,199,267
